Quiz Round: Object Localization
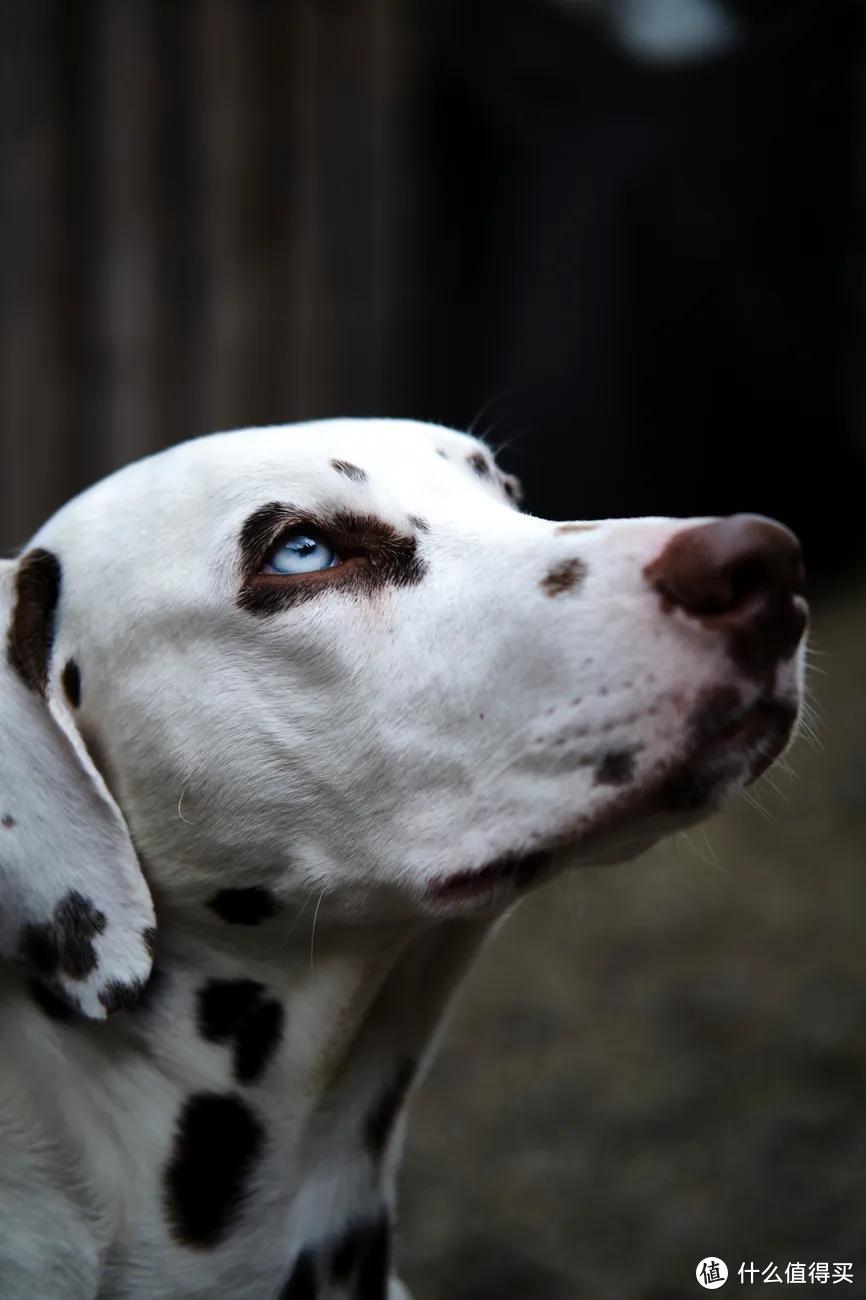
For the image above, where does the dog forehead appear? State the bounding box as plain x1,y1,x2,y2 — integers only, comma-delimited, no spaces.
37,418,494,559
178,418,479,489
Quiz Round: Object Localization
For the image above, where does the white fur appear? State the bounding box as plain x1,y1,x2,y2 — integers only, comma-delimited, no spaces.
0,418,805,1298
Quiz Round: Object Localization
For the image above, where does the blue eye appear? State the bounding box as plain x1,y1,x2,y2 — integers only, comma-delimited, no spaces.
264,533,340,575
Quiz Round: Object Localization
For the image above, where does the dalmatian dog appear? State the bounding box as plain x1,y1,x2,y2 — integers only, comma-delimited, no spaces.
0,418,807,1299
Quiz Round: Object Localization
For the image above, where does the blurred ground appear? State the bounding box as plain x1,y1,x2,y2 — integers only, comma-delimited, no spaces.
400,575,866,1299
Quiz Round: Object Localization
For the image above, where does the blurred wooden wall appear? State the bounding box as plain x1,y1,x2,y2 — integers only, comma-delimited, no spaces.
0,0,452,550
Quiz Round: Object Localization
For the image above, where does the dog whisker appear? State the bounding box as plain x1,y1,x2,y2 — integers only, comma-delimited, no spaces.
309,887,327,975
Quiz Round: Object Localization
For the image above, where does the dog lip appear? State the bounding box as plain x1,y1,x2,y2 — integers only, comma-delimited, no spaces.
697,694,797,762
426,691,798,905
427,851,549,902
739,697,799,782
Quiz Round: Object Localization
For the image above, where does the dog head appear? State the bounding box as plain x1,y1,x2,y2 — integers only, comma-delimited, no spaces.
0,419,807,1012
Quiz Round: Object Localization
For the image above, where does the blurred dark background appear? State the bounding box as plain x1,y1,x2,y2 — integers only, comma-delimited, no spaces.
4,0,866,560
2,2,865,1296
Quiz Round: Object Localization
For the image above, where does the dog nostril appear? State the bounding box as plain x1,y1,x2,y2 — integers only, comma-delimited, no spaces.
644,514,805,617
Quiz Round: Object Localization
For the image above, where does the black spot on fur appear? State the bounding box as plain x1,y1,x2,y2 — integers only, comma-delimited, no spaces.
7,548,61,695
407,514,429,533
541,558,588,597
355,1215,391,1300
207,886,279,925
98,978,146,1014
164,1091,264,1248
364,1057,416,1157
1,813,14,828
198,979,263,1038
197,979,284,1084
61,658,81,707
19,890,106,980
29,978,76,1022
234,999,283,1083
467,451,490,478
279,1248,318,1300
595,749,636,786
330,459,367,484
436,448,448,459
19,924,59,975
331,1225,364,1282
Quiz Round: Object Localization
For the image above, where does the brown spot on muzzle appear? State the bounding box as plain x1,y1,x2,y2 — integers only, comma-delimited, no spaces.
653,685,742,813
595,749,637,786
541,557,587,597
655,685,798,811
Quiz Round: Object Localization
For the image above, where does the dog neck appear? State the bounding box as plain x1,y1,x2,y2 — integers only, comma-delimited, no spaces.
121,896,493,1251
5,894,494,1292
149,898,491,1103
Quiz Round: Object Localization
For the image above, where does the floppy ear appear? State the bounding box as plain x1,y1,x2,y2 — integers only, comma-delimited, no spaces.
0,551,155,1019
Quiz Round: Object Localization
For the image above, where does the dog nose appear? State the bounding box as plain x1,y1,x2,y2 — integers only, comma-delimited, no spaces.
644,514,805,617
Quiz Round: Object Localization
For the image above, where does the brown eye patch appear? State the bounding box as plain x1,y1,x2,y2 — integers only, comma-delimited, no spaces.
237,502,425,616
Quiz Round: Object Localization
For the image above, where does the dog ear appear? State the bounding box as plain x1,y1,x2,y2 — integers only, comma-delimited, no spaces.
0,551,155,1019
